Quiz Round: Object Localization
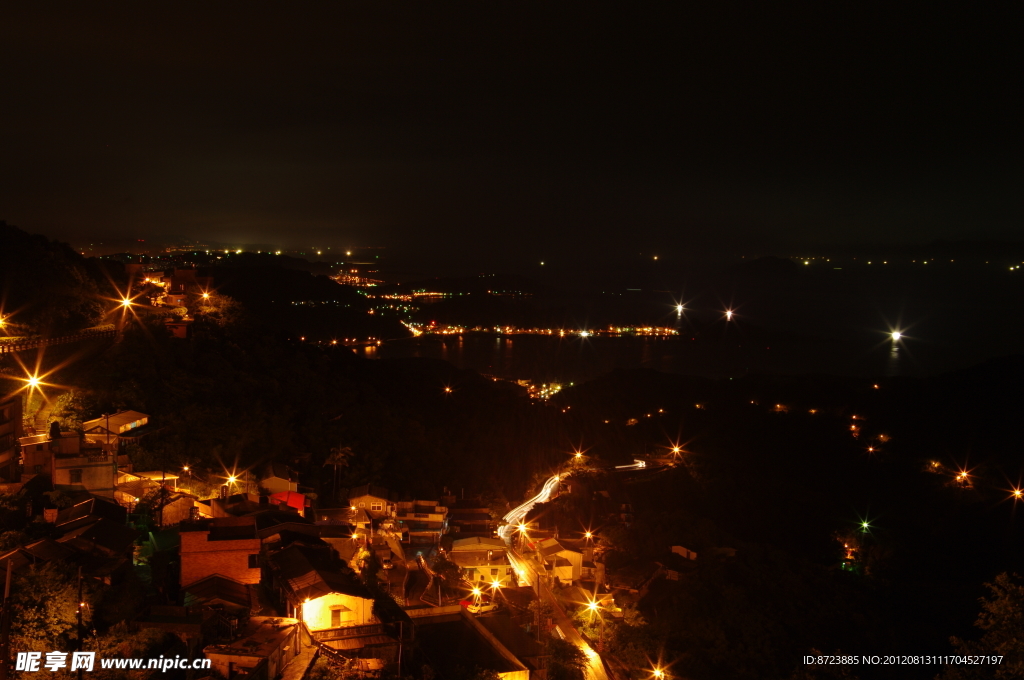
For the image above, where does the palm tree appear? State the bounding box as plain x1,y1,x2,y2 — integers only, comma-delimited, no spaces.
324,446,353,501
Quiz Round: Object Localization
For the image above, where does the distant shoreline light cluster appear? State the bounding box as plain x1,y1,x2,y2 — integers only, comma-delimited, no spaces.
406,323,680,337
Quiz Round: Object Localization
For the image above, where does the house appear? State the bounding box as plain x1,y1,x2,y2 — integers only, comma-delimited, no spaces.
266,543,375,630
203,616,300,680
0,394,22,483
347,485,395,518
81,410,154,452
447,499,493,537
0,539,77,584
261,463,297,495
54,497,128,533
449,537,515,588
114,471,194,525
19,430,82,481
180,516,262,587
183,574,255,616
395,499,448,545
671,545,697,561
58,518,141,584
536,538,583,584
198,492,301,519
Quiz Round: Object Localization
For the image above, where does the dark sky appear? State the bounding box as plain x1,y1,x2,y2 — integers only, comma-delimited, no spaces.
2,3,1019,260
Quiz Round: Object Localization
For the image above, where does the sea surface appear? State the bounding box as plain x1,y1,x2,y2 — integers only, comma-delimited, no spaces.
356,329,1014,384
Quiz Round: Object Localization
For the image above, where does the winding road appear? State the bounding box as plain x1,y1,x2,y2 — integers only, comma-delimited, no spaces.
498,460,651,680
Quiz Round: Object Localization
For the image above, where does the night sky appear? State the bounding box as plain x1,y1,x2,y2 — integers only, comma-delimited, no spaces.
2,3,1019,259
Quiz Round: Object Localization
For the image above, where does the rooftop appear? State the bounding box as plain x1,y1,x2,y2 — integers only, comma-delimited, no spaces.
82,410,149,433
204,617,299,659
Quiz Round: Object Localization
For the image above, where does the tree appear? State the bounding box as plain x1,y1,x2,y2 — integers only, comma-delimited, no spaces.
10,563,93,654
324,446,353,502
49,420,61,440
940,573,1024,679
547,637,587,680
431,553,463,586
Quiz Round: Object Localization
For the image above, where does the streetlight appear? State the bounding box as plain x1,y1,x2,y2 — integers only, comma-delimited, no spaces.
891,331,902,341
586,599,606,651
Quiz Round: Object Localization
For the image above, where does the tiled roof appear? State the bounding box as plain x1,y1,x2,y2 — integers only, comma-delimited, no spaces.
268,544,370,601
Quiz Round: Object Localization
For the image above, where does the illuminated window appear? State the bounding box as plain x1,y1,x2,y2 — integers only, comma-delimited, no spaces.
371,502,383,512
358,502,365,508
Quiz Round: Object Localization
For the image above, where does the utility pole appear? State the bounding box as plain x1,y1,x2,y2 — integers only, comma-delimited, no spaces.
76,566,84,680
0,566,12,680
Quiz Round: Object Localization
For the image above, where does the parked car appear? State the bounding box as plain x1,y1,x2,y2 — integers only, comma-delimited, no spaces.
382,558,394,570
467,600,498,614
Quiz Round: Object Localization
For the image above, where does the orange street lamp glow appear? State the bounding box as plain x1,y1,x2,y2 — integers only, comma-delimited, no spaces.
472,587,482,597
121,298,132,308
227,475,237,484
584,531,593,539
1012,488,1023,499
27,375,41,388
202,292,210,299
587,600,599,612
652,669,665,680
725,309,733,320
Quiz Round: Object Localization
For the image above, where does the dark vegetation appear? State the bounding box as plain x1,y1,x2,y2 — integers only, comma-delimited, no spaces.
3,223,1024,679
0,221,126,335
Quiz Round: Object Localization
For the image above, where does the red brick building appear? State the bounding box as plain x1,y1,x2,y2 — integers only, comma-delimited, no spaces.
180,516,262,587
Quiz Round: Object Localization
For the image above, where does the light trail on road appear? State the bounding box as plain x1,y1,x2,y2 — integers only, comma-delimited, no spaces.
497,460,649,680
498,473,563,541
614,459,646,470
